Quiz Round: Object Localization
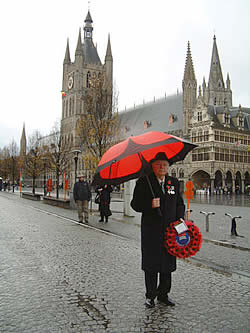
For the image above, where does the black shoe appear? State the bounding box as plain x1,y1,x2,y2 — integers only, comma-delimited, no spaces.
79,220,83,224
145,298,155,308
84,220,88,224
99,219,104,222
157,296,175,306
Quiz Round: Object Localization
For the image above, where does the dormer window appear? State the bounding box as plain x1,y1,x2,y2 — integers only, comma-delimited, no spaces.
198,111,202,122
169,114,177,124
144,120,152,129
225,113,230,124
239,117,244,128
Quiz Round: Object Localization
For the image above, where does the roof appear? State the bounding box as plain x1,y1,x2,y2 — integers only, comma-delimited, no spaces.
207,105,250,131
119,94,183,138
83,38,102,65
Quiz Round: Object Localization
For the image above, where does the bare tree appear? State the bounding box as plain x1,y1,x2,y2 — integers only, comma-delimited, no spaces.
0,141,19,188
8,139,19,191
46,122,70,199
23,131,45,194
77,75,120,175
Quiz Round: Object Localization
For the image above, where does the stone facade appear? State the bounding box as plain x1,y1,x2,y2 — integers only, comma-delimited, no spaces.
120,36,250,194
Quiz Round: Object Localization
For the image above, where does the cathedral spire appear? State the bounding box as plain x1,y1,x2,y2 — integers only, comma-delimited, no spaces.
20,123,27,157
63,39,71,64
183,41,196,82
105,34,113,62
208,35,224,89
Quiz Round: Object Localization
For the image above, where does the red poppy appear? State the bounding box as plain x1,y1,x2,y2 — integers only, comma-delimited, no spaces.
165,220,202,258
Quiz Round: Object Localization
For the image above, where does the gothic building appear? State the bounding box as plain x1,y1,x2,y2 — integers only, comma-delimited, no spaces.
120,36,250,193
61,10,113,185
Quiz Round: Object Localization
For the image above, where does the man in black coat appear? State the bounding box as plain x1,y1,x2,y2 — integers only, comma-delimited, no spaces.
131,152,185,308
73,175,91,223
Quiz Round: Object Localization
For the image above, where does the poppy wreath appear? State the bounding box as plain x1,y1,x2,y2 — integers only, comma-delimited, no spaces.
164,220,202,258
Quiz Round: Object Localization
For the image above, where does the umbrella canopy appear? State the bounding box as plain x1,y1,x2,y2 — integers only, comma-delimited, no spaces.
92,131,197,186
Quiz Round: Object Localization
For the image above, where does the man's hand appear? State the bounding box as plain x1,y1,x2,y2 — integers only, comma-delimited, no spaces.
152,198,160,208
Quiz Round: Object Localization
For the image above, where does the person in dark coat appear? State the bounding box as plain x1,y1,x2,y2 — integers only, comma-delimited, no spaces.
131,152,185,308
96,184,113,223
73,175,91,223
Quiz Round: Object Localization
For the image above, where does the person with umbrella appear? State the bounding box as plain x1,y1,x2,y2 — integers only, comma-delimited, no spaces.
95,184,113,223
130,152,185,308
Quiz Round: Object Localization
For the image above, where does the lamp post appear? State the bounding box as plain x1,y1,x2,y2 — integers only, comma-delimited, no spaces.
72,149,81,183
41,157,47,196
12,156,15,193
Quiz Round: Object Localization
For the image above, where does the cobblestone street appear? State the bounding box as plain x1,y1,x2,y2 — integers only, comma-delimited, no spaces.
0,193,249,332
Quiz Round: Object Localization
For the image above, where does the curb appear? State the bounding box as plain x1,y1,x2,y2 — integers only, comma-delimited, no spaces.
202,238,250,252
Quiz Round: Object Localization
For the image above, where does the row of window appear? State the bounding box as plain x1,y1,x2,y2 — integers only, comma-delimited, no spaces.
170,170,185,178
191,130,250,145
192,150,250,163
192,130,209,142
214,131,249,145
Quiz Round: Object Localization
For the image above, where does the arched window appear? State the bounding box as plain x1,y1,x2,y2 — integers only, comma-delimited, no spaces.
179,169,184,178
171,169,176,178
87,71,91,88
69,98,72,116
66,100,68,117
72,97,75,115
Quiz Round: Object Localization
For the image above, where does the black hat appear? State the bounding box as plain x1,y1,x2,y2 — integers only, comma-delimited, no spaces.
150,152,170,164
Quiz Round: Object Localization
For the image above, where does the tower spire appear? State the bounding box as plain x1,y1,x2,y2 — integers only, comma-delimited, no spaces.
182,41,197,136
183,41,196,82
64,38,71,64
20,123,27,157
75,28,83,57
84,10,93,39
208,35,224,89
105,34,113,61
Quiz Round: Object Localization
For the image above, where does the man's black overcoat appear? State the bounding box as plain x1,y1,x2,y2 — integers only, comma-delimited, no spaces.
130,172,185,273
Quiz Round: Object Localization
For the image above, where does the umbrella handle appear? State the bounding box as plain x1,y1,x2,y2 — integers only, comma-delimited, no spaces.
146,175,162,217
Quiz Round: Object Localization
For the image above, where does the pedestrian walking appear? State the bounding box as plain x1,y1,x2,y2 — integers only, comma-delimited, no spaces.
73,175,91,223
131,152,185,308
96,184,113,223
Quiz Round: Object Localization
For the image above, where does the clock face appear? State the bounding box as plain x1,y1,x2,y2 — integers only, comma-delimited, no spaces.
68,76,74,89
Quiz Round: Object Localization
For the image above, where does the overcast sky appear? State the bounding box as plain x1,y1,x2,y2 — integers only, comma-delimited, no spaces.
0,0,249,148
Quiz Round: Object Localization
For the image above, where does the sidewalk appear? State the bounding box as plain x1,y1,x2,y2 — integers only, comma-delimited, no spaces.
8,189,250,251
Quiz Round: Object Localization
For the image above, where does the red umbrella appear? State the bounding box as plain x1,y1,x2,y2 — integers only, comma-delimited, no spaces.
92,131,197,186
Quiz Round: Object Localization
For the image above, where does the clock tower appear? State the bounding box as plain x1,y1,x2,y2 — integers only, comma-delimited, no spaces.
61,10,113,182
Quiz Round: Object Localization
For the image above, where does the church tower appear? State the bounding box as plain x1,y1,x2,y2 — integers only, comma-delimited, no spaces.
204,36,232,106
61,10,113,150
20,123,27,157
182,41,197,136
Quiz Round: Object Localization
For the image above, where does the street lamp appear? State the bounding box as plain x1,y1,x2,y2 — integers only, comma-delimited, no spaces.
72,149,81,183
12,156,15,193
41,157,47,196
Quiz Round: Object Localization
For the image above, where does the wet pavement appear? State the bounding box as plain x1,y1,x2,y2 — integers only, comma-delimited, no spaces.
0,191,249,332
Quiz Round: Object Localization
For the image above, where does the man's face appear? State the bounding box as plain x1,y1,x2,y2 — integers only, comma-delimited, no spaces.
79,177,84,182
152,160,169,179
